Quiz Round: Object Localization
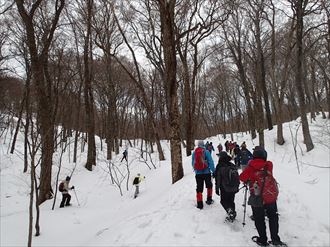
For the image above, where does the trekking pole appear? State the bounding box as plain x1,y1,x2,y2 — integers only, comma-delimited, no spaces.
238,184,247,191
73,189,80,206
242,184,248,227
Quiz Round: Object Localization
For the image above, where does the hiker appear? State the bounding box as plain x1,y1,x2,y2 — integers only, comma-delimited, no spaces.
240,146,285,246
215,151,240,222
228,141,235,155
224,140,229,152
192,140,215,209
133,173,145,199
59,176,74,208
238,142,253,171
121,149,128,162
205,141,210,151
207,141,215,155
233,144,241,167
217,143,223,154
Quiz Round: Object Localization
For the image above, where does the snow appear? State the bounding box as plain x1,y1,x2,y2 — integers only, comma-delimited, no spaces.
1,115,329,246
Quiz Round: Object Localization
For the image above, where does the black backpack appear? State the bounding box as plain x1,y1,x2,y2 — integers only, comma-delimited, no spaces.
133,177,139,185
221,165,240,193
58,182,64,192
241,149,248,160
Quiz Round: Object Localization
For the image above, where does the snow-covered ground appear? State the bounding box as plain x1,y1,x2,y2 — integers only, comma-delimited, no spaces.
1,115,329,246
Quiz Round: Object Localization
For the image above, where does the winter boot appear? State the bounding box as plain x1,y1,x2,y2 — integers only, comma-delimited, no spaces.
205,188,214,205
196,192,203,209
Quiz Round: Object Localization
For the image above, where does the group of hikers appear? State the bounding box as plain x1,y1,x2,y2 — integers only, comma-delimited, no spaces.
57,140,285,246
192,140,286,247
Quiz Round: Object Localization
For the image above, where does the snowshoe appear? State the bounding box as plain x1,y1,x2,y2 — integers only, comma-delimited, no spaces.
225,216,235,223
252,236,269,246
226,208,236,221
268,241,287,247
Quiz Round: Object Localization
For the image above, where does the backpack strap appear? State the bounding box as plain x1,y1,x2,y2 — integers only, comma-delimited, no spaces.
259,163,269,195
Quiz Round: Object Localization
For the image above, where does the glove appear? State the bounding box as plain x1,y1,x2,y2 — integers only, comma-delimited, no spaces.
215,189,220,196
212,173,216,179
71,186,75,190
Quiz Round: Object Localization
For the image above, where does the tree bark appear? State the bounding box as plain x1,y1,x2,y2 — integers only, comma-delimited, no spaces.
158,0,183,183
84,0,96,171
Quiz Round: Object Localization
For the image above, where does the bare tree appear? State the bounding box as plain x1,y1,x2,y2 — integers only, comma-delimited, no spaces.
289,0,315,151
109,1,166,161
15,0,65,204
247,0,273,133
157,0,183,183
93,0,122,159
175,0,230,156
223,4,257,139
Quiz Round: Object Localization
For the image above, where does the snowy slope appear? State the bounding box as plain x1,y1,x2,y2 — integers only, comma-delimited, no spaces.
1,115,329,246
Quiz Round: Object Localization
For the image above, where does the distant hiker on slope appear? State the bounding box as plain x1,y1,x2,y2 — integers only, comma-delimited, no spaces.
240,146,286,247
233,144,241,167
192,140,215,209
59,176,75,208
207,141,215,155
217,143,223,154
121,149,128,162
215,151,240,222
224,140,229,152
133,173,145,199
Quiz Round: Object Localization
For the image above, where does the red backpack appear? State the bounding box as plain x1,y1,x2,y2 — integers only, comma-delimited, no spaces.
255,165,279,204
194,147,208,171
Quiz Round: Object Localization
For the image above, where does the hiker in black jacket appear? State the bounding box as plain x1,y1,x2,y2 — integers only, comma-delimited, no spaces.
215,151,240,222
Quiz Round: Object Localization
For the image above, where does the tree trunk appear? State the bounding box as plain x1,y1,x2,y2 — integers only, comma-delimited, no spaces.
255,10,273,130
294,1,314,151
182,61,193,156
159,0,183,183
84,0,96,170
28,151,34,247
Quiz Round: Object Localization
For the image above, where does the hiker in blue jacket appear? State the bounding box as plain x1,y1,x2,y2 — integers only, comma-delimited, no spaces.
192,140,215,209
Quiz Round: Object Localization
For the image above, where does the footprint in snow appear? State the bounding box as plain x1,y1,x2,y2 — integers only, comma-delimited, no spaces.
95,227,109,236
138,219,152,229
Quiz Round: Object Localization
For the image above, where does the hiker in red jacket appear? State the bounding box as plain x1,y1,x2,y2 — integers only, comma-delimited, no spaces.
240,146,285,246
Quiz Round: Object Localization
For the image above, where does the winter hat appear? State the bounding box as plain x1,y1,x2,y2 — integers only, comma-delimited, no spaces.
218,151,232,162
197,140,205,147
66,176,71,181
253,146,267,160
